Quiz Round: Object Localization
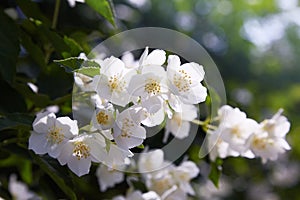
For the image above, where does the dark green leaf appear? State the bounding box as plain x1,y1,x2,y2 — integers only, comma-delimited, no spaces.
54,57,100,73
13,82,51,108
19,29,46,68
0,11,20,83
208,158,223,188
0,80,27,114
85,0,116,26
16,0,51,25
37,63,73,99
62,36,83,58
0,113,33,131
54,57,85,72
30,153,77,200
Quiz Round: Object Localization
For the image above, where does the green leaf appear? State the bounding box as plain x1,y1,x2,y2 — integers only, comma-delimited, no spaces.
16,0,51,25
0,80,27,114
62,36,83,58
13,82,51,108
31,153,77,200
0,113,33,131
85,0,116,26
136,144,145,149
0,11,20,83
206,85,222,119
54,57,85,72
19,29,46,68
75,67,100,77
208,158,223,188
54,57,100,73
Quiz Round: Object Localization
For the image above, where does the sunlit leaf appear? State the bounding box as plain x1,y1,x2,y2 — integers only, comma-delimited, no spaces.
54,57,100,72
208,158,223,188
85,0,116,26
75,67,100,77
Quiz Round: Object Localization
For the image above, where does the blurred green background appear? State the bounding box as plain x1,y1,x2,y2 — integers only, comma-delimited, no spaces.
0,0,300,199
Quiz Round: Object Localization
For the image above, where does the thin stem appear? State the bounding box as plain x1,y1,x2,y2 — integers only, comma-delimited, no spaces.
51,0,61,29
192,119,218,130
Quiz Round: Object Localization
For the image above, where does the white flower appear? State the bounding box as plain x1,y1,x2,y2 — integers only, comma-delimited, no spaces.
122,52,139,69
113,190,161,200
138,149,165,173
57,133,106,176
248,109,291,163
248,131,291,163
29,111,78,158
8,174,40,200
138,47,166,71
91,106,115,130
162,187,187,200
166,55,207,104
164,103,197,142
101,143,133,168
260,108,291,138
140,96,165,127
113,108,146,150
207,129,240,161
96,164,124,192
147,168,176,197
171,161,199,195
128,65,168,101
96,56,135,106
217,105,259,153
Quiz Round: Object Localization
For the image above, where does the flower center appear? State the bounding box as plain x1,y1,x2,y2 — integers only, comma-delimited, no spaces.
252,136,273,150
261,120,275,133
145,78,161,95
47,127,64,144
96,111,109,125
108,74,125,93
120,118,134,138
231,126,241,138
173,69,192,92
73,141,90,160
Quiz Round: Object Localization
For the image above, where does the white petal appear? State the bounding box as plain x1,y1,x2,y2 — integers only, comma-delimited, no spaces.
182,83,207,104
138,149,164,173
142,107,165,127
56,117,78,137
143,49,166,66
180,104,198,121
28,131,48,155
139,46,149,67
32,112,55,133
67,156,92,177
180,62,205,82
167,55,181,70
170,119,190,139
127,74,147,97
179,161,199,178
57,142,73,165
142,65,166,77
101,56,125,76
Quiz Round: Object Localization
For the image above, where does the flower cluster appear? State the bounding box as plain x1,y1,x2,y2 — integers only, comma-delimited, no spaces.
29,47,207,176
208,105,291,163
110,149,200,200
